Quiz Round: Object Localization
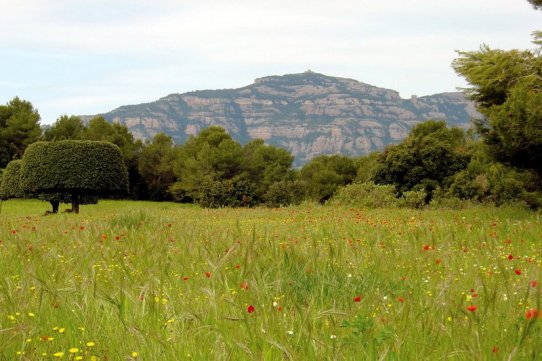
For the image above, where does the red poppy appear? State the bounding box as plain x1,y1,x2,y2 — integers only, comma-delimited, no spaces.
235,264,241,269
466,305,477,312
531,280,538,288
435,259,441,265
397,297,404,303
240,282,249,290
514,269,521,276
507,254,514,260
492,346,498,353
423,244,430,251
247,305,255,313
354,295,362,303
526,309,538,320
205,272,211,278
182,277,189,281
115,236,120,240
277,306,283,311
101,234,107,240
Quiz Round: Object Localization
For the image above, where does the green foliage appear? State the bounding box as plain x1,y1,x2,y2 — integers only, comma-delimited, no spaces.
0,160,25,200
0,97,41,168
453,36,542,176
138,133,176,201
374,120,470,200
81,116,145,199
171,127,244,205
399,189,427,209
328,182,398,208
300,154,357,203
447,144,542,208
263,180,306,207
170,127,300,207
43,115,85,141
241,139,295,202
354,152,381,183
20,140,129,198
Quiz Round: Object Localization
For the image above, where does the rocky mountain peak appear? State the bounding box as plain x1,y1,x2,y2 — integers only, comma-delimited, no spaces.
89,72,479,165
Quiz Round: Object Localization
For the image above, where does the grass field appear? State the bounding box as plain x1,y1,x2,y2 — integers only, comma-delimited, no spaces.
0,200,541,360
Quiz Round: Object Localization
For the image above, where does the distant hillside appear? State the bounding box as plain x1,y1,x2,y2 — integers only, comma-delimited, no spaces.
84,71,479,165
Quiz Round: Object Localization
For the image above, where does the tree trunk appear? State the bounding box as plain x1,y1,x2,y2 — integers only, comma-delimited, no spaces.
71,193,80,214
51,201,59,214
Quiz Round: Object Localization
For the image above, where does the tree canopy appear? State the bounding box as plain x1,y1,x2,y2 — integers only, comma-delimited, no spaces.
0,97,41,169
452,33,542,176
20,140,129,213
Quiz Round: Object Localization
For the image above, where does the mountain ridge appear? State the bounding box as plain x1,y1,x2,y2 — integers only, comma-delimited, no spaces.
83,71,479,165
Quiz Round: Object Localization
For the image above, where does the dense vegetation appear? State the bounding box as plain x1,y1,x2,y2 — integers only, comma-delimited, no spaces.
1,1,540,212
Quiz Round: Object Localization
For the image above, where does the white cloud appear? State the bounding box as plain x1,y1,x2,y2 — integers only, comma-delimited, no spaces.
0,0,540,123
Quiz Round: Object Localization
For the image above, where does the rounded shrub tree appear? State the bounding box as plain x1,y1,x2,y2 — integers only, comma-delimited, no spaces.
0,160,26,200
21,140,129,213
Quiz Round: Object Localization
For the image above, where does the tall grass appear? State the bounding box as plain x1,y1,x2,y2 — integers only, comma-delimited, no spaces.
0,200,540,360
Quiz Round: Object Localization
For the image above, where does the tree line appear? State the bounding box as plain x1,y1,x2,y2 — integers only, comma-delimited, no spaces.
1,3,540,211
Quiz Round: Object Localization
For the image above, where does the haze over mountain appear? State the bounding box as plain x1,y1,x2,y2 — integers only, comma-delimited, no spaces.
87,71,479,165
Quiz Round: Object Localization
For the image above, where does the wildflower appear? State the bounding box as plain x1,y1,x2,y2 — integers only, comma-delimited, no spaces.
397,297,404,303
330,334,337,339
277,306,283,311
75,357,83,360
354,295,362,302
423,244,430,251
507,254,513,260
28,312,35,317
531,280,538,288
514,269,521,276
247,305,255,313
526,309,538,320
466,305,477,312
492,346,498,353
101,234,107,241
86,342,95,347
182,277,189,281
115,235,120,240
435,259,441,265
69,348,79,353
131,351,139,358
205,272,211,278
287,330,294,335
240,282,249,290
53,351,64,358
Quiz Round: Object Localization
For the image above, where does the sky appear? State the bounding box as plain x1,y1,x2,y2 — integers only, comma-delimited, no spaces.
1,0,540,124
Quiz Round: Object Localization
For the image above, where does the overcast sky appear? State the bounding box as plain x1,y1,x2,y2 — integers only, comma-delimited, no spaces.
1,0,540,124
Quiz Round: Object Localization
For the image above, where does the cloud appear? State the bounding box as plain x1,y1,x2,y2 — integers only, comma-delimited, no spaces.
0,0,540,123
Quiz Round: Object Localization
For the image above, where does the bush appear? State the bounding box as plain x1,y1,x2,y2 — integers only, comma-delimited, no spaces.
263,180,306,207
20,140,129,213
0,160,25,200
328,182,398,208
399,189,427,209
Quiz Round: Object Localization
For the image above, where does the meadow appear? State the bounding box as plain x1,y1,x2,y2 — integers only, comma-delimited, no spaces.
0,200,541,360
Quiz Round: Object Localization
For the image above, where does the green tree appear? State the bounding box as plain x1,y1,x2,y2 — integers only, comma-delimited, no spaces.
138,133,177,201
20,140,128,214
43,115,85,141
0,160,26,200
300,154,357,203
241,139,295,202
81,116,144,199
452,31,542,176
374,121,470,200
170,126,243,205
0,97,41,168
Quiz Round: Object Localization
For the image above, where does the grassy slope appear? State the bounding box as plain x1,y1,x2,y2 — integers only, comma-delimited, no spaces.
0,200,541,360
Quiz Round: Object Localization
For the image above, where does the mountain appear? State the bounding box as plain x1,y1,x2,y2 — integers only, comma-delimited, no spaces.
87,71,479,165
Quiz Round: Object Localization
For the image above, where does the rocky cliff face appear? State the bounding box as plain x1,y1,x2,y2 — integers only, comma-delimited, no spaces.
90,71,479,165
